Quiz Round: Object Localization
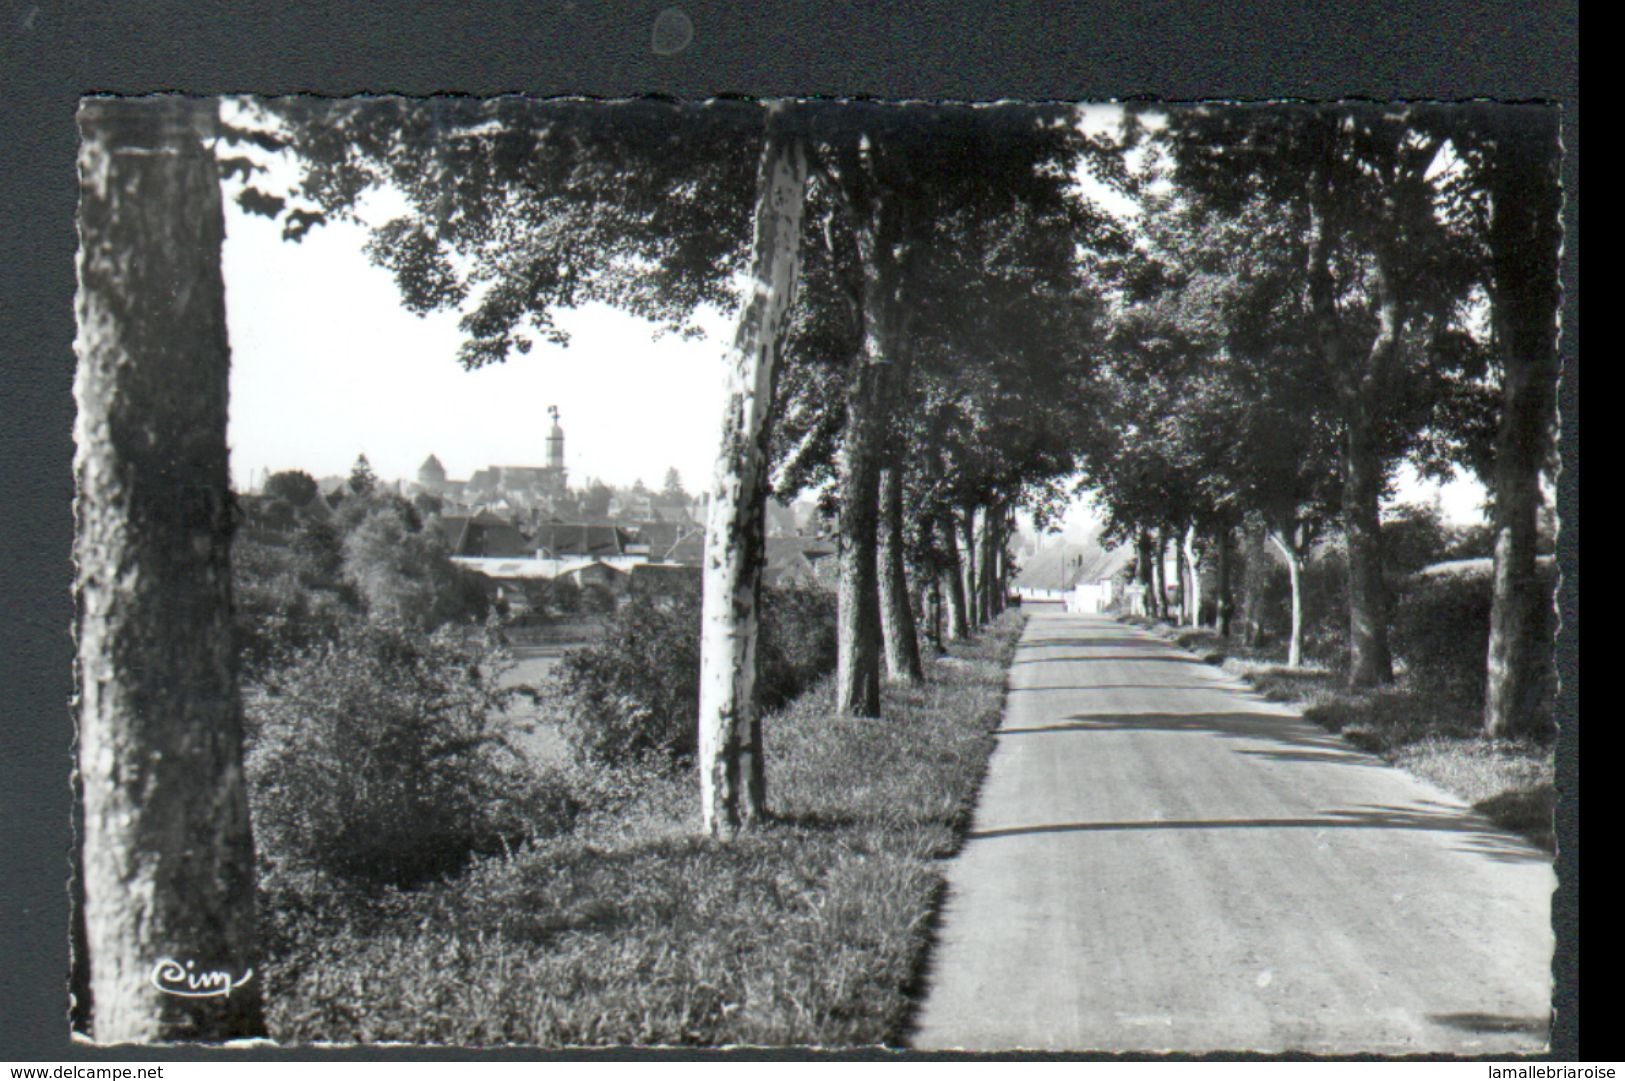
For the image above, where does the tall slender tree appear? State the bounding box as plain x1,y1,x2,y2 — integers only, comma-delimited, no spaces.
696,104,809,835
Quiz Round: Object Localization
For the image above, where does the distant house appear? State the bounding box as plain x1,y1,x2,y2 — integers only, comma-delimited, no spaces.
664,529,707,567
557,559,629,595
763,537,837,589
433,509,532,558
532,522,635,560
609,490,656,521
630,521,709,563
417,454,447,493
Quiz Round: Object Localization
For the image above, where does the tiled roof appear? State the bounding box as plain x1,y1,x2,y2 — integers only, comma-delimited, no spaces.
532,522,630,558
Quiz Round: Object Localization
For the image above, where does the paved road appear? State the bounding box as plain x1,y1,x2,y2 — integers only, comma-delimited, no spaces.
911,611,1554,1054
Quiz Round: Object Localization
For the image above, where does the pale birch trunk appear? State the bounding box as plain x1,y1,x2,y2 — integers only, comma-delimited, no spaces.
941,515,970,640
1184,523,1202,628
74,96,265,1042
698,104,808,838
1269,530,1306,669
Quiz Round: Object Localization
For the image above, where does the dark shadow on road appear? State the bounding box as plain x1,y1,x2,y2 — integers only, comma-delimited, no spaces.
1008,684,1231,693
1235,748,1384,767
963,802,1549,864
999,710,1340,750
1011,653,1205,666
1017,637,1170,649
1428,1012,1550,1037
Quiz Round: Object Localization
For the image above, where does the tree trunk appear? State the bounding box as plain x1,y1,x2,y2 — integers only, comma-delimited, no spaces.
1310,170,1397,689
979,504,998,624
1136,528,1156,617
1152,529,1170,620
878,463,924,683
1342,394,1395,687
1482,112,1561,740
1269,530,1306,669
74,97,265,1042
962,502,983,626
1184,523,1202,628
698,103,809,837
1241,523,1268,647
988,500,1001,614
1215,526,1234,638
836,204,907,717
941,515,970,640
926,571,945,654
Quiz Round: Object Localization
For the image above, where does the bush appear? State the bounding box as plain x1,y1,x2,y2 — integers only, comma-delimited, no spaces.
233,526,359,678
1392,560,1556,721
556,586,839,770
245,622,575,886
758,585,839,711
557,596,703,767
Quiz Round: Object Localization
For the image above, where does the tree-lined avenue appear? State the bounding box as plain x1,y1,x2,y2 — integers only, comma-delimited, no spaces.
912,610,1553,1054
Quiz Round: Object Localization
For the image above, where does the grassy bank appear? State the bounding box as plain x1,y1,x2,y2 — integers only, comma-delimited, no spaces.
260,611,1027,1046
1118,614,1554,852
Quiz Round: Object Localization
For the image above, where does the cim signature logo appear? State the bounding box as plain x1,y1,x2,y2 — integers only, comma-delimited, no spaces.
149,957,254,999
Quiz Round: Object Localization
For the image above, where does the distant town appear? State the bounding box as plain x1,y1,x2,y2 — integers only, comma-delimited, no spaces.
237,406,844,615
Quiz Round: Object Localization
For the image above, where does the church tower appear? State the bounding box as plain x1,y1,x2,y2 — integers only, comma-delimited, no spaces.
544,405,567,495
547,405,565,469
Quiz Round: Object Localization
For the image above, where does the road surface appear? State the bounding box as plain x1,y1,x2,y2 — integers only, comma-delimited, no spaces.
910,610,1554,1054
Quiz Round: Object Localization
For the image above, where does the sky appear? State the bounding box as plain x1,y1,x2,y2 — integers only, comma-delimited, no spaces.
221,103,1138,496
223,200,734,493
220,102,1486,525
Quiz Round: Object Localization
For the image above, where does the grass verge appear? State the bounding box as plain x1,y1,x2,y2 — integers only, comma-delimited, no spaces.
1116,614,1554,852
260,611,1027,1046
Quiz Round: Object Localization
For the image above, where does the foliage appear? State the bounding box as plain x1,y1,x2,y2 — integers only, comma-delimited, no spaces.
1392,560,1556,726
555,596,704,767
1381,502,1473,578
259,613,1026,1046
347,453,378,497
233,520,357,677
339,501,489,629
244,622,576,886
557,586,840,770
263,469,319,507
757,585,840,713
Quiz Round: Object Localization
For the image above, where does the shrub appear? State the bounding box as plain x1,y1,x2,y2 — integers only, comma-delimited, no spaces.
263,469,319,508
1392,560,1556,724
245,622,575,886
233,527,359,678
758,585,839,711
556,586,839,770
556,595,703,767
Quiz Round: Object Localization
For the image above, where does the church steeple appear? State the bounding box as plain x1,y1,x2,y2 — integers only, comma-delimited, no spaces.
547,405,565,470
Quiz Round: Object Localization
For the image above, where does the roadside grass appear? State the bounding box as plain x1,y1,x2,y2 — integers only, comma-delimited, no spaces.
260,612,1026,1046
1116,614,1554,852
